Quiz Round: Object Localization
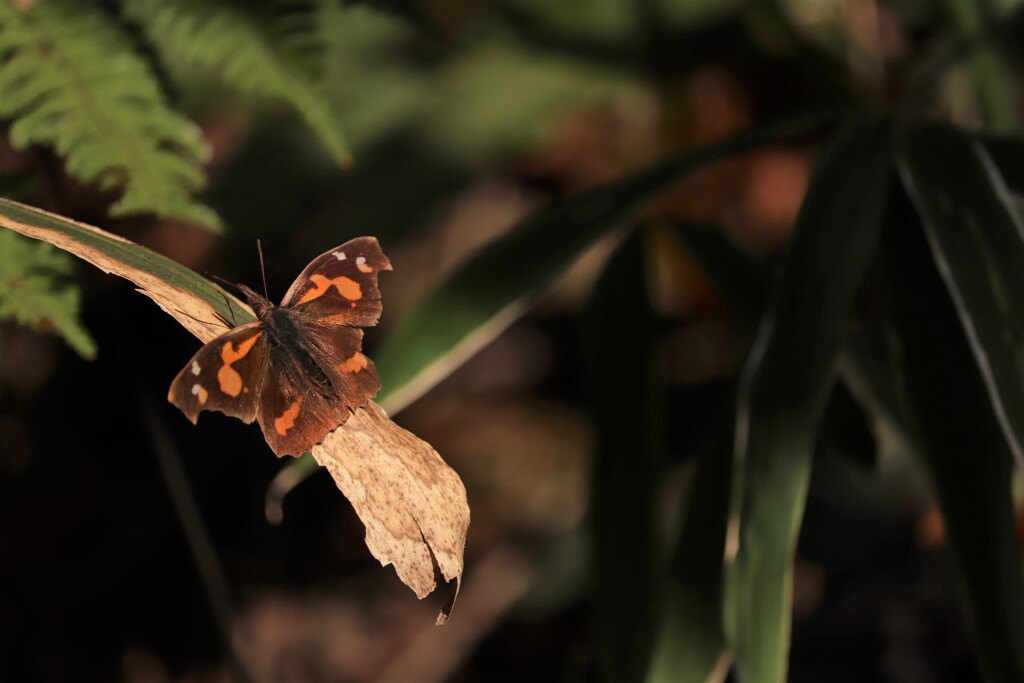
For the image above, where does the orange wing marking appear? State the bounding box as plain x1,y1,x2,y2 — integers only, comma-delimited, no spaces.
296,274,362,304
274,399,303,435
217,333,261,397
340,352,368,373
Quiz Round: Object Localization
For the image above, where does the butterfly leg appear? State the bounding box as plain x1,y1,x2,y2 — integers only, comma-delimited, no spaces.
174,308,222,328
219,291,238,327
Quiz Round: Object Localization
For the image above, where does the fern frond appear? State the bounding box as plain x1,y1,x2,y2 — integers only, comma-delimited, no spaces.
0,0,220,230
0,230,95,359
125,0,351,165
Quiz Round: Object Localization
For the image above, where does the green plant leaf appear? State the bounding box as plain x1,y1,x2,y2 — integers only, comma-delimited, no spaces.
669,224,911,475
125,0,351,165
0,0,220,229
646,223,763,683
584,228,659,683
975,132,1024,196
0,229,95,358
646,408,733,683
898,122,1024,470
882,187,1024,683
725,114,893,683
374,110,836,414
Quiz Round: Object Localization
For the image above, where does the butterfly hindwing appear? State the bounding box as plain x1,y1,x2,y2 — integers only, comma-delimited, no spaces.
300,318,382,407
256,339,353,456
168,322,268,424
280,236,392,326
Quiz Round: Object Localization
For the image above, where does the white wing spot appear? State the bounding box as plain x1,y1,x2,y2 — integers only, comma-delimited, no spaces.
356,256,366,265
191,383,202,395
332,251,347,261
191,361,201,375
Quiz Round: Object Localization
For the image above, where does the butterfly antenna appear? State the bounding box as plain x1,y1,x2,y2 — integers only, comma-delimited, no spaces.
209,273,240,293
257,239,269,299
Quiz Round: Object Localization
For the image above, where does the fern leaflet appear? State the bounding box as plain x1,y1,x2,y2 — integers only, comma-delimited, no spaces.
0,230,95,359
0,0,220,230
125,0,351,165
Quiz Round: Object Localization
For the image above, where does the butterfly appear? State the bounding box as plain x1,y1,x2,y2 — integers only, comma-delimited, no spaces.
168,237,392,457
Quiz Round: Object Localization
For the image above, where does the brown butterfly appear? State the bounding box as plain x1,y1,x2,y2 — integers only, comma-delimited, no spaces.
168,237,392,457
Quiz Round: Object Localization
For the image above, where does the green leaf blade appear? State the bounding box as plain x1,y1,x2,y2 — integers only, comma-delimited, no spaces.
976,132,1024,195
585,228,660,683
648,222,765,683
0,198,250,331
726,115,894,683
646,413,733,683
898,122,1024,470
882,188,1024,683
374,111,837,413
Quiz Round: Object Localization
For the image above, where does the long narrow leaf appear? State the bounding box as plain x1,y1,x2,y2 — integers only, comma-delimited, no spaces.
373,110,837,414
882,189,1024,682
0,198,249,342
646,411,733,683
584,228,659,683
976,132,1024,195
725,115,893,683
899,122,1024,470
272,110,838,514
649,223,765,683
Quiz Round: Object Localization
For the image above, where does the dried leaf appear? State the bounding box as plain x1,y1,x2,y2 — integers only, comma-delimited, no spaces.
0,200,243,340
0,197,468,623
313,401,468,624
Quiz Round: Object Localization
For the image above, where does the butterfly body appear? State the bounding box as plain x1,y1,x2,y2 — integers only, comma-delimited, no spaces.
168,237,392,457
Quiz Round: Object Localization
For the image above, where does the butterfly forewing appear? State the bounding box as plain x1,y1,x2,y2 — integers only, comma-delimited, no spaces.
281,237,392,327
168,322,268,424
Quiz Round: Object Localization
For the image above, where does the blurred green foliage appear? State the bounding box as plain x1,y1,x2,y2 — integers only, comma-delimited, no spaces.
123,0,352,165
0,230,94,358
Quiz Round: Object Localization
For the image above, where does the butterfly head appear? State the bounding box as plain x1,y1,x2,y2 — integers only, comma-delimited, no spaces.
236,283,275,319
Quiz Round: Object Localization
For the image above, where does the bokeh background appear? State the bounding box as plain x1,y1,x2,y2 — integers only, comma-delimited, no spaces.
2,1,1024,681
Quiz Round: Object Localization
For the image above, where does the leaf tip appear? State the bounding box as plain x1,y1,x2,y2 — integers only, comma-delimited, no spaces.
435,576,460,625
